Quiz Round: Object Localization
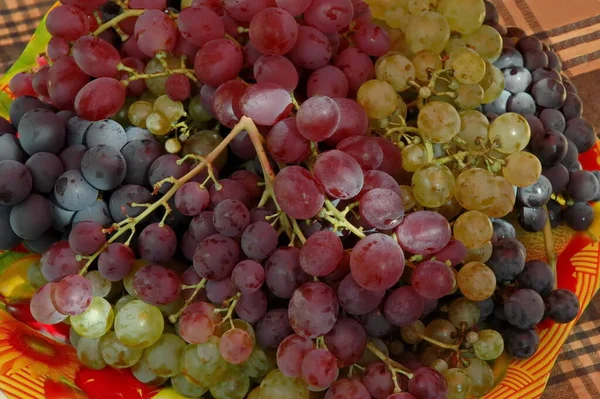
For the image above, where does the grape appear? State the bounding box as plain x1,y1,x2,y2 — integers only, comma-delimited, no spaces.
457,262,496,301
84,119,128,150
171,373,208,397
177,6,224,47
149,154,190,194
210,365,250,399
307,66,349,98
22,153,63,194
236,291,268,323
132,10,177,57
0,205,21,250
76,336,106,370
0,133,25,162
503,327,539,359
517,175,553,207
194,38,244,87
408,367,448,399
288,281,339,339
406,11,450,54
395,211,451,256
99,330,143,369
538,109,566,134
562,92,583,120
75,78,127,121
212,80,246,128
417,101,461,143
255,309,291,351
563,202,594,231
324,317,366,367
67,221,105,256
314,150,364,199
327,98,370,146
181,337,228,386
32,67,51,99
429,239,467,267
359,171,401,200
362,362,394,399
412,260,456,300
240,221,278,261
114,300,164,348
276,334,314,378
506,91,536,115
532,78,567,109
239,82,293,126
299,230,343,277
120,139,164,186
260,369,310,399
85,270,112,298
453,211,493,250
9,96,51,128
504,289,545,329
98,243,135,282
502,151,542,187
337,273,385,316
334,47,374,94
437,0,485,34
189,212,218,243
230,133,258,161
254,55,299,92
337,136,383,171
10,72,36,97
72,36,120,79
296,96,341,142
40,240,86,283
546,289,580,323
71,296,114,338
46,5,89,41
502,66,532,94
384,286,425,327
18,108,66,155
288,25,333,70
531,129,568,166
0,161,31,206
568,170,600,202
80,145,127,191
194,234,241,280
249,8,299,56
219,328,254,365
138,223,177,263
138,333,185,378
351,233,405,291
30,283,68,325
274,166,325,220
109,184,152,222
412,163,456,208
211,199,250,238
301,348,338,389
133,264,181,305
325,379,370,399
564,117,596,153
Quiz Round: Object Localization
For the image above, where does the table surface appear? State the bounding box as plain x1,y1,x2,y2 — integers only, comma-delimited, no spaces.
2,0,600,398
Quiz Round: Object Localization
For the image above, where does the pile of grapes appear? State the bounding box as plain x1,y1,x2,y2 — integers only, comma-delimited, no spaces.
1,0,597,398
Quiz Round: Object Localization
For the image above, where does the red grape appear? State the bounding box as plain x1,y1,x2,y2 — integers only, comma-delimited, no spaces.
48,56,90,110
213,199,251,237
119,57,147,97
178,6,225,47
220,328,254,364
266,117,311,164
239,82,293,126
273,166,325,220
359,188,404,230
249,8,299,55
337,136,383,170
296,96,341,141
301,348,339,389
134,10,178,57
325,379,371,399
52,275,93,316
324,318,367,367
133,264,182,305
384,286,425,327
46,5,89,41
72,36,121,78
299,230,343,276
222,0,271,22
241,221,278,260
9,73,36,97
289,281,339,339
337,273,385,315
32,66,50,97
194,38,244,86
165,74,191,101
334,48,375,93
276,334,315,378
304,0,355,33
395,211,452,256
236,291,268,323
232,259,265,294
288,26,332,69
193,234,241,280
265,247,310,299
350,233,405,291
47,36,70,61
314,150,364,199
175,182,210,216
75,78,126,121
98,243,135,282
213,79,246,128
307,66,350,98
68,221,106,255
138,223,177,263
411,260,456,299
254,55,299,92
353,23,391,57
275,0,312,15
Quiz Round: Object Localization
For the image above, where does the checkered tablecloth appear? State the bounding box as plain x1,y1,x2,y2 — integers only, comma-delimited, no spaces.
2,1,600,398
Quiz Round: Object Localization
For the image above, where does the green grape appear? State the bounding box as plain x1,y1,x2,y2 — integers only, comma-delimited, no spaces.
473,330,504,361
183,130,228,171
112,97,135,127
448,297,481,328
181,337,228,387
417,101,461,143
453,210,493,249
458,110,489,150
71,297,114,338
412,163,456,208
157,295,184,318
401,320,425,344
154,95,186,123
465,358,494,396
146,112,171,136
259,370,310,399
101,330,144,368
463,25,503,63
189,95,214,122
431,359,449,373
444,368,473,399
375,54,416,92
436,0,485,34
455,83,484,110
85,270,112,298
69,327,81,347
171,373,208,397
401,144,426,172
357,79,399,119
27,260,47,288
464,241,493,263
399,185,417,211
144,54,181,96
478,61,494,90
248,387,262,399
124,260,148,297
412,50,443,82
444,37,466,55
210,365,251,399
481,64,504,104
114,300,164,348
407,0,437,13
77,337,107,370
240,347,273,379
457,262,496,301
132,358,169,385
406,11,450,53
129,101,153,128
383,5,411,30
502,151,542,188
447,48,486,85
482,176,516,218
455,168,498,211
424,319,458,345
215,319,256,345
488,113,531,154
145,333,187,377
114,295,136,315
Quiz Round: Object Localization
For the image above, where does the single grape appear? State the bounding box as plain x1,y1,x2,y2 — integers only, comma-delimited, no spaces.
9,194,52,240
70,296,114,338
504,289,545,329
194,234,241,280
503,328,539,359
350,233,405,291
219,328,254,365
194,38,244,87
273,166,325,220
301,348,338,390
457,262,496,301
249,8,299,55
30,283,68,325
307,66,349,98
384,286,425,327
395,211,452,255
357,79,399,120
114,300,164,348
325,379,371,399
314,150,364,199
276,334,315,378
296,96,341,142
412,260,456,300
239,82,293,126
546,289,580,323
287,25,333,70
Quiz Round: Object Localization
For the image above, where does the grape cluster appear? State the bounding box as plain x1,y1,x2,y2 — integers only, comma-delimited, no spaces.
3,0,589,398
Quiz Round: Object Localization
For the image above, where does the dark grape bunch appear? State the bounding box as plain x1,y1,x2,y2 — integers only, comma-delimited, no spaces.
1,0,587,398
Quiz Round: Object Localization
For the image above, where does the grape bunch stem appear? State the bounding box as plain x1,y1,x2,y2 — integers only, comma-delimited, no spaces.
94,9,145,36
366,341,413,378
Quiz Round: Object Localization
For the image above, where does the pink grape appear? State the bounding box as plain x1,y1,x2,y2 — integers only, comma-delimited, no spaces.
411,260,456,300
75,78,126,121
359,188,404,230
374,137,405,180
257,309,293,350
254,55,299,92
138,223,177,263
179,308,215,344
189,211,219,242
408,367,448,399
249,8,299,55
266,117,311,164
183,301,222,325
301,349,339,389
296,96,341,141
314,150,364,199
30,283,67,325
239,82,293,126
194,38,244,87
337,273,385,315
288,281,339,339
222,0,271,22
287,26,333,69
324,318,367,367
337,136,383,170
265,247,310,299
273,166,325,220
307,66,350,98
178,6,225,47
209,179,250,207
52,275,93,316
353,23,391,57
240,221,278,260
427,239,467,267
9,72,36,97
213,199,251,238
133,264,182,305
231,260,265,294
362,362,395,399
334,48,375,93
275,0,312,15
194,234,241,280
68,221,106,255
46,5,89,41
325,379,371,399
276,334,315,378
40,241,86,282
134,10,177,57
299,230,344,276
384,286,425,327
120,57,147,97
230,170,262,200
220,328,254,364
192,0,224,14
304,0,355,33
47,37,70,61
395,211,452,255
213,79,246,128
350,233,405,291
175,182,210,216
326,98,370,145
98,243,135,281
244,42,263,66
165,74,191,101
48,56,90,111
72,36,121,78
236,291,268,323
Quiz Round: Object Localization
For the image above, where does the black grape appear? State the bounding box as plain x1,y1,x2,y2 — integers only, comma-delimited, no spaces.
531,78,566,109
72,199,113,227
66,116,92,146
59,144,87,171
547,199,563,228
0,116,16,134
542,163,570,193
9,96,52,126
10,194,53,240
517,175,552,207
559,139,581,172
523,49,548,71
487,238,526,282
531,129,568,166
18,109,66,155
85,119,127,150
538,109,566,132
491,218,516,244
0,160,33,206
502,67,532,94
504,289,545,329
531,67,561,83
49,193,76,233
518,205,548,232
0,205,22,250
503,328,540,359
561,92,582,120
563,202,594,231
546,289,580,323
25,152,65,193
23,228,62,254
476,297,495,320
545,50,562,71
493,47,524,69
564,117,596,153
516,36,542,53
121,139,164,186
81,145,127,190
108,184,153,222
506,92,536,115
126,126,155,142
567,170,600,202
523,114,544,138
53,170,99,211
517,260,554,297
0,133,26,162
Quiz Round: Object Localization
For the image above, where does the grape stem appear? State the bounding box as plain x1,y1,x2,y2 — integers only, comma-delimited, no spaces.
117,63,199,85
169,278,207,323
93,9,145,36
366,341,413,378
542,205,558,289
322,200,366,238
216,293,242,327
418,334,460,352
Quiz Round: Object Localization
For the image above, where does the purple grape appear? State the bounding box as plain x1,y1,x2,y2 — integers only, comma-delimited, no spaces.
531,129,568,166
502,67,532,94
256,308,293,350
546,289,580,323
138,223,177,263
236,291,267,323
384,286,424,327
517,205,548,232
517,175,552,207
493,47,524,69
193,233,241,280
517,260,554,297
68,221,106,255
531,78,566,109
504,289,545,329
503,328,539,359
487,238,526,282
408,367,448,399
539,108,566,132
241,221,278,260
98,243,135,281
563,202,594,231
